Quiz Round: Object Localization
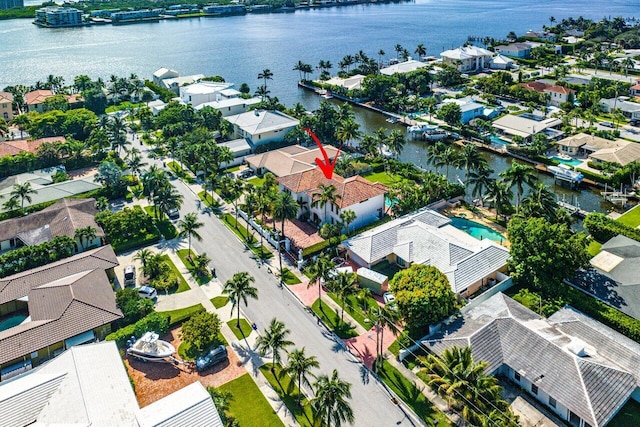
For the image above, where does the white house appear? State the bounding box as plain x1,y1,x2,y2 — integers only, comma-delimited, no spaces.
344,208,510,296
277,167,387,232
152,67,179,87
599,97,640,120
379,59,428,76
224,110,299,148
440,46,493,72
162,74,205,94
218,138,252,168
493,42,531,58
489,54,514,70
195,96,262,117
179,81,235,107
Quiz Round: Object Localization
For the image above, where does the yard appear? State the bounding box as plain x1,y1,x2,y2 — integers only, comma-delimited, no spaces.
226,318,253,340
246,175,266,188
362,171,404,186
327,292,379,329
219,373,284,427
259,363,315,427
143,206,178,239
176,249,212,285
616,205,640,229
155,254,191,294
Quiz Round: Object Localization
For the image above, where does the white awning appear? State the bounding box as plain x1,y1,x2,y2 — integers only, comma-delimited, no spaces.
65,330,95,349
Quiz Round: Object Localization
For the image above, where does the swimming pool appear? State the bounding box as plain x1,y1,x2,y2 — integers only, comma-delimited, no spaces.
489,135,510,146
550,156,583,167
385,196,398,207
0,314,27,332
450,217,506,242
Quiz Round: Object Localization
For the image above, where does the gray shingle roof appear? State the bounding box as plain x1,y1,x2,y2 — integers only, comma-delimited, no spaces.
423,293,640,427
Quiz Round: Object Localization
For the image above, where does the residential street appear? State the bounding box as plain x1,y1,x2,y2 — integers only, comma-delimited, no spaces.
136,142,417,426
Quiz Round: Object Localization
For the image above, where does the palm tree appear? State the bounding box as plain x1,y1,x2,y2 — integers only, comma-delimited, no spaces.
484,180,512,219
368,305,400,372
312,184,341,225
154,184,183,221
255,318,293,372
2,196,20,213
415,43,426,59
74,226,97,251
272,191,298,283
339,209,357,235
435,146,460,181
386,130,405,159
621,57,635,77
520,182,558,221
308,254,335,309
258,68,273,93
311,369,354,427
394,44,403,60
178,212,204,257
229,178,245,226
133,248,154,275
459,144,484,199
241,187,258,241
256,190,273,259
329,271,358,323
223,272,258,329
499,161,538,212
335,118,360,147
377,49,385,69
10,182,37,211
282,347,319,406
468,165,495,201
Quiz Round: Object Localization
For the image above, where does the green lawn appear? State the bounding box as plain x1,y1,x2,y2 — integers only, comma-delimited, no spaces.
211,296,229,309
218,374,283,427
197,190,221,209
247,176,266,188
327,293,377,329
259,363,315,427
178,333,227,360
379,361,452,426
223,165,241,173
588,240,603,257
143,206,178,239
609,398,640,427
617,205,640,228
281,268,302,285
159,303,205,326
222,213,273,259
105,101,144,113
157,254,191,293
311,298,358,339
362,171,404,186
176,249,212,285
226,318,253,340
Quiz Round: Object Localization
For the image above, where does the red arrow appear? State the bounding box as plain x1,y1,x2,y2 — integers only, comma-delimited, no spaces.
302,128,342,179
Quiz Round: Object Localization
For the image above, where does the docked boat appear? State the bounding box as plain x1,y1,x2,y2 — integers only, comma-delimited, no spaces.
321,91,333,99
380,145,394,158
548,164,583,184
407,123,438,133
126,331,175,361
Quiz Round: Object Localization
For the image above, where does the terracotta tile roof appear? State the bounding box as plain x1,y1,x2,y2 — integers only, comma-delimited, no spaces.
0,198,103,245
545,84,574,95
630,84,640,91
0,91,14,103
278,168,387,209
519,81,547,93
0,136,65,157
246,144,340,177
25,90,54,105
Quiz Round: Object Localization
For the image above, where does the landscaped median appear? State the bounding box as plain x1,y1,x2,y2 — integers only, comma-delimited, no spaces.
176,248,212,285
221,213,273,259
310,298,358,339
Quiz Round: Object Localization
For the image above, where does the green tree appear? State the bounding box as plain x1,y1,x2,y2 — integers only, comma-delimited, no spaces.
369,304,400,372
178,212,203,256
499,161,538,212
389,264,458,334
272,191,299,282
386,129,405,159
339,209,357,235
311,370,354,427
73,225,97,251
458,144,484,199
115,288,154,325
311,183,341,225
181,311,222,352
95,161,125,197
468,164,494,200
10,182,37,210
207,387,236,427
223,272,258,329
256,318,294,373
437,102,462,127
328,271,358,323
508,217,589,293
133,248,154,275
282,347,320,406
308,253,335,309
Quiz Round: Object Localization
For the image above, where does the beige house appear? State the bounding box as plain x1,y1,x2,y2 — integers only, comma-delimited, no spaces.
246,144,340,177
0,91,13,122
0,245,121,380
225,110,299,148
440,46,493,72
556,133,620,157
25,90,83,113
492,114,563,141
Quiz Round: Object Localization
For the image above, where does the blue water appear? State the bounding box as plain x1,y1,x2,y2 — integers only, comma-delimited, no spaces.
0,314,27,332
550,156,583,167
489,135,510,146
450,217,506,242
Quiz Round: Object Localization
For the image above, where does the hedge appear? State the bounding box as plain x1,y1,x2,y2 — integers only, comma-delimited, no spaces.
106,312,170,346
584,212,640,243
577,167,614,185
302,239,332,258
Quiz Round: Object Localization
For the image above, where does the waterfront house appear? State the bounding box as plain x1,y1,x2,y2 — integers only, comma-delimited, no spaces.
524,30,557,41
0,245,121,380
556,133,620,157
379,59,428,76
492,113,563,142
162,74,205,94
599,97,640,121
25,90,83,113
588,141,640,167
493,43,531,58
278,167,387,232
34,6,83,27
224,110,299,148
194,96,262,117
344,208,510,296
0,136,64,158
423,292,640,427
179,81,235,107
0,341,224,426
218,138,252,168
203,4,246,14
440,97,486,124
489,54,514,70
323,74,366,91
0,91,14,121
0,198,104,253
519,81,575,107
152,67,179,87
246,144,340,177
440,46,493,73
110,8,163,24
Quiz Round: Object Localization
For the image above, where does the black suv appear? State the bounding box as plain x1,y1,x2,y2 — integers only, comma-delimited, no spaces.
195,345,228,372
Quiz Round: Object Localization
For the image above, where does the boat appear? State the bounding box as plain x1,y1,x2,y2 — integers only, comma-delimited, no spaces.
556,153,572,161
126,331,176,361
548,164,583,184
385,117,398,124
407,123,438,133
321,91,333,99
380,145,394,158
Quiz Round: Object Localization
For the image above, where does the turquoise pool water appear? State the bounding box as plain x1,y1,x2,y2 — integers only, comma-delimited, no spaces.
550,156,583,167
0,314,27,332
450,217,506,242
385,196,398,207
489,135,510,145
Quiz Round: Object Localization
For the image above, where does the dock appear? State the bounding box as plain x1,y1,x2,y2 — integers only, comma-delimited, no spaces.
557,201,589,218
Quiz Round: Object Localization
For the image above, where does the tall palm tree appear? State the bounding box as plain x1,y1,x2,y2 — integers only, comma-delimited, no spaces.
311,184,341,225
308,254,335,309
520,182,558,221
311,369,354,427
335,118,360,147
178,212,203,256
282,347,319,406
256,190,273,259
434,146,460,181
133,248,154,275
458,144,484,199
499,161,538,212
74,226,97,251
484,180,512,219
386,130,405,159
255,318,293,372
154,184,183,221
377,49,385,69
369,305,399,372
339,209,357,235
329,271,358,323
272,191,298,283
425,141,447,173
241,187,258,241
394,44,403,60
415,43,427,59
468,165,495,201
223,271,258,328
10,182,37,210
258,68,273,93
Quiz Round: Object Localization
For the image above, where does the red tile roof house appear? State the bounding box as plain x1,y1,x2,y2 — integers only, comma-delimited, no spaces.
25,90,84,113
519,81,575,107
0,136,65,158
278,168,387,233
0,245,121,381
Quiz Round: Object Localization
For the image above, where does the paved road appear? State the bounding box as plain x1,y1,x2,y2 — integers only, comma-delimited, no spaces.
135,142,415,426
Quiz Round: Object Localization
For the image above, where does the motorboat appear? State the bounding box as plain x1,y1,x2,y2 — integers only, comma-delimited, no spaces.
548,164,583,184
556,152,572,161
380,145,394,158
407,123,437,133
126,331,175,361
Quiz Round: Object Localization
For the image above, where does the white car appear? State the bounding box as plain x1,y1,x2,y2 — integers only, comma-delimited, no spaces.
383,292,395,305
138,286,157,300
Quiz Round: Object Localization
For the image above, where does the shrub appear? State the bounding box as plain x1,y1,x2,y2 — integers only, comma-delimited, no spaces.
116,288,154,325
302,239,331,258
0,236,76,278
106,312,170,346
584,212,640,243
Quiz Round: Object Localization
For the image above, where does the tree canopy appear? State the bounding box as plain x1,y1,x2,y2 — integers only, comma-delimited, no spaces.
181,311,222,352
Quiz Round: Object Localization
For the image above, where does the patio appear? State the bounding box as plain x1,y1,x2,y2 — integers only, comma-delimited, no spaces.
263,216,324,250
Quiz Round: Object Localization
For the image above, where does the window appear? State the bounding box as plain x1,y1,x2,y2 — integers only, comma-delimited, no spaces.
548,396,556,408
396,257,406,267
531,384,538,395
514,372,520,382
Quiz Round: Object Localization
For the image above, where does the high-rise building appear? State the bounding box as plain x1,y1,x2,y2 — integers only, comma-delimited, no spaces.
0,0,24,10
34,6,83,27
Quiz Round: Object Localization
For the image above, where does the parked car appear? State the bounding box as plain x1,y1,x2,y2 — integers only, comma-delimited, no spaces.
383,292,395,305
195,345,228,372
138,286,157,300
599,121,614,128
124,265,136,287
239,169,255,178
166,207,179,219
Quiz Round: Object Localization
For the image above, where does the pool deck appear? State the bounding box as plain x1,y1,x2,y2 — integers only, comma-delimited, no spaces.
441,205,510,249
